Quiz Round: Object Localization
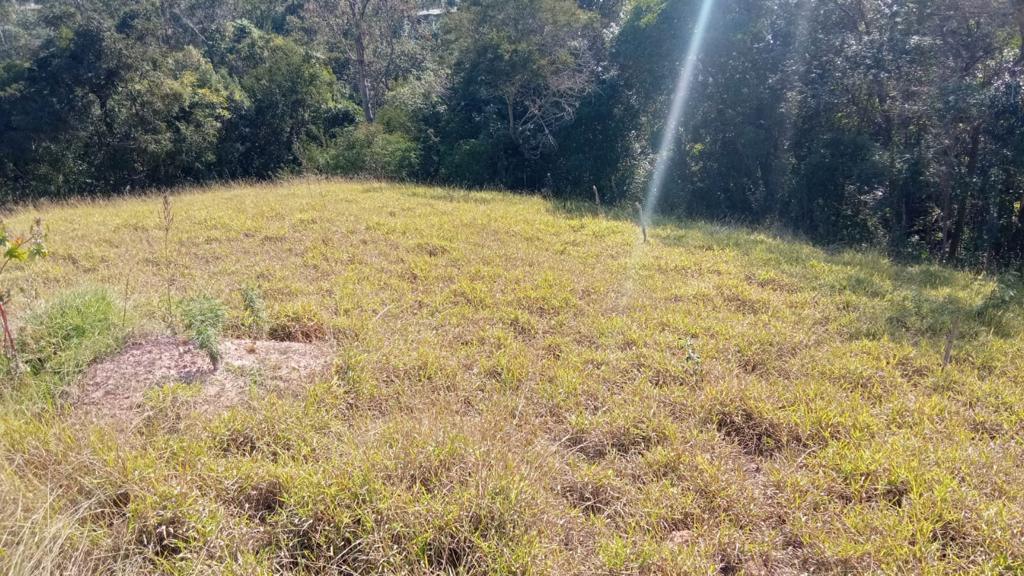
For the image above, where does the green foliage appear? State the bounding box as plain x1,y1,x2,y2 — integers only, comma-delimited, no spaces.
0,218,47,268
240,285,269,340
214,21,340,177
437,137,502,188
0,17,336,196
975,273,1024,336
428,0,601,188
17,288,124,395
179,296,227,369
0,26,238,197
0,218,48,360
302,123,419,180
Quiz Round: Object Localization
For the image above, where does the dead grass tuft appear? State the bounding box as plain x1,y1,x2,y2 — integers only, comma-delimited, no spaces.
240,480,285,522
276,511,370,574
269,303,330,343
133,510,192,559
713,404,803,458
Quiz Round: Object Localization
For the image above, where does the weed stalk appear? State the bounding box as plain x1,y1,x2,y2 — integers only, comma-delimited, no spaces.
160,193,175,328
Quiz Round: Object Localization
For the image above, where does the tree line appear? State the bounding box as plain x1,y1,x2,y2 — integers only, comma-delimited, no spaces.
2,0,1024,268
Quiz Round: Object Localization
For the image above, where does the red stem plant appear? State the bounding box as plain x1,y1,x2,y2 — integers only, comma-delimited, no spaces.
0,218,48,357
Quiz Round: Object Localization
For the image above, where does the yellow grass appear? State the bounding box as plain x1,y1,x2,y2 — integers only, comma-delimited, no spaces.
1,179,1022,574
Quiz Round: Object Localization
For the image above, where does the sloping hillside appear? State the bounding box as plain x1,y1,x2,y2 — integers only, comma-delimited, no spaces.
1,180,1022,574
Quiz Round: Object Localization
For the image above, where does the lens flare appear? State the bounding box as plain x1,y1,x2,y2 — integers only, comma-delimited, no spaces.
641,0,717,225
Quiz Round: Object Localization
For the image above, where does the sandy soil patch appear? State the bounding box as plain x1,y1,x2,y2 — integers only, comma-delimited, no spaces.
75,336,332,420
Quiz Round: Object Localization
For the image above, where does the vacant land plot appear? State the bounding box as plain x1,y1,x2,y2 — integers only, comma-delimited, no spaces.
1,180,1022,574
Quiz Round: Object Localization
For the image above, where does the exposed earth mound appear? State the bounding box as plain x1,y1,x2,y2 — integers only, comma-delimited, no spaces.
76,337,331,420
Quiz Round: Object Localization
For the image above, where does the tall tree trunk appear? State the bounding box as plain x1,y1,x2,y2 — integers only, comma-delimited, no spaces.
1010,186,1024,263
887,144,905,252
880,95,902,252
1015,0,1024,63
354,22,375,123
948,189,970,264
1016,187,1024,230
939,142,956,259
506,94,516,142
983,173,1007,268
947,124,982,263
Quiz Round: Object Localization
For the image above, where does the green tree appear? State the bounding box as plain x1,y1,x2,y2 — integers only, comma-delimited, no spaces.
213,21,339,177
443,0,601,164
0,23,235,197
302,0,424,123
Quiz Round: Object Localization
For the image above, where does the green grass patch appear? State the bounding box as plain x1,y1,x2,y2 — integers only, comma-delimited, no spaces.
14,288,125,400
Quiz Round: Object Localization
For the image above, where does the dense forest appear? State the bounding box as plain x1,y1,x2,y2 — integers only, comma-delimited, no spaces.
2,0,1024,268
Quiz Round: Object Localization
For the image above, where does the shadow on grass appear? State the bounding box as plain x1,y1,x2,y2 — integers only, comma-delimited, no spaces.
544,198,1023,342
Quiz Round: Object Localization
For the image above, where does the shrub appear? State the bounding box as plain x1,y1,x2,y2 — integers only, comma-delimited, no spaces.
438,138,497,187
179,296,226,370
301,123,419,180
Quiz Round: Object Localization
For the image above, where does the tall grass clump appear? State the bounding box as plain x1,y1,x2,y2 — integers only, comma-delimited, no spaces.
0,496,109,576
974,272,1024,336
240,285,269,340
160,192,175,326
17,288,124,398
179,296,226,370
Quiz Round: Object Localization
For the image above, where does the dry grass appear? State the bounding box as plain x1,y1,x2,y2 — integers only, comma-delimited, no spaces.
0,178,1022,574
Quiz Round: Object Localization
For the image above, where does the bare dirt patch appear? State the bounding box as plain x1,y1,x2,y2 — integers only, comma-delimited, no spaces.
75,337,332,420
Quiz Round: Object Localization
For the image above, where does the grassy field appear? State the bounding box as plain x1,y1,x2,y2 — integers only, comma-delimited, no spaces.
1,180,1022,575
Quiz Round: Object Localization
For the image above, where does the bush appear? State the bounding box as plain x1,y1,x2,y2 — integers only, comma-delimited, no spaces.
18,288,125,392
301,124,419,180
438,138,501,188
